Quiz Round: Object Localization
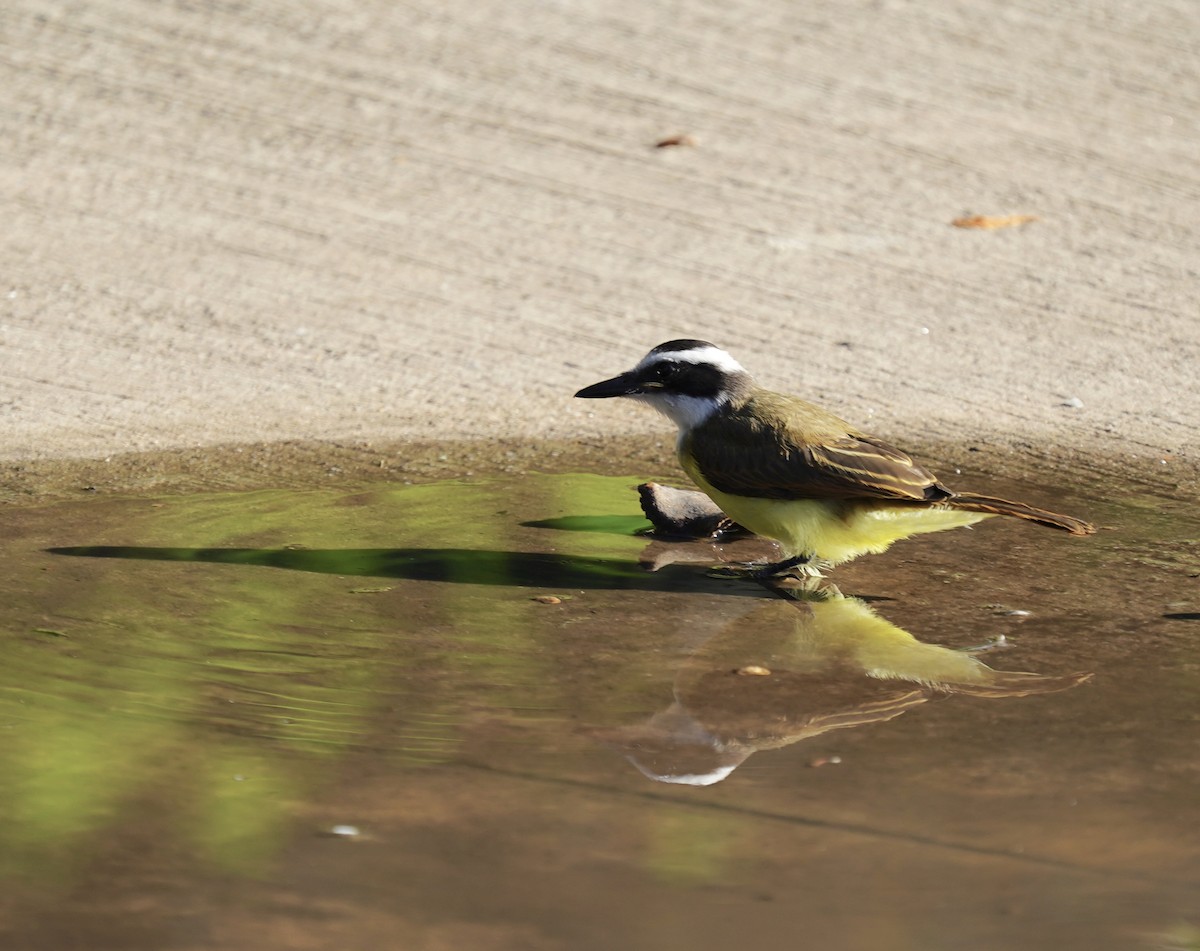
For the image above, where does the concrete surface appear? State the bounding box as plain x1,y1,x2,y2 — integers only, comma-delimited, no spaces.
3,0,1197,477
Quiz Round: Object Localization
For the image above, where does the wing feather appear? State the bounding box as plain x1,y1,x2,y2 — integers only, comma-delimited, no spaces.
686,396,949,502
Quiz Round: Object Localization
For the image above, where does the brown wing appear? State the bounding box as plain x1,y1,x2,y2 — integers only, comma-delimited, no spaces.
804,437,950,500
687,400,950,502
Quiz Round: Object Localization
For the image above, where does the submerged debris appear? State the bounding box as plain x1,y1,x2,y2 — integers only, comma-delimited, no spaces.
637,482,747,539
961,634,1011,654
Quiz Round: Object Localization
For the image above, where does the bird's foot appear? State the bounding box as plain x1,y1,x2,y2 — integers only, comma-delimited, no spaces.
754,553,824,579
707,553,825,581
769,577,843,601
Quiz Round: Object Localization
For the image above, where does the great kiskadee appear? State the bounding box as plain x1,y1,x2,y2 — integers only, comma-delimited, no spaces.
575,339,1095,573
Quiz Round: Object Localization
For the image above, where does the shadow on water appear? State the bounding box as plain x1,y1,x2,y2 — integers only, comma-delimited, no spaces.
0,470,1198,951
45,545,758,596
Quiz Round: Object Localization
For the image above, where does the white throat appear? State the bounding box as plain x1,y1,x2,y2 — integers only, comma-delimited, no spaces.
632,391,724,433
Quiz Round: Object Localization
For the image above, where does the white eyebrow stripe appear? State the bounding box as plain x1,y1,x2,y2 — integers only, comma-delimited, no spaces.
635,346,745,374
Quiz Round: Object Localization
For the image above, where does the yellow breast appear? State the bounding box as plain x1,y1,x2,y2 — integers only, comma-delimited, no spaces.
680,453,989,565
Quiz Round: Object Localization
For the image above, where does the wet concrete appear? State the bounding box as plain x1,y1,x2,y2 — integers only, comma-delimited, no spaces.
0,465,1197,950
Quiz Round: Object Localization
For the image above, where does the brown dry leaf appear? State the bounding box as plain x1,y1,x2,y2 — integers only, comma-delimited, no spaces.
531,595,562,604
951,214,1040,230
654,134,697,148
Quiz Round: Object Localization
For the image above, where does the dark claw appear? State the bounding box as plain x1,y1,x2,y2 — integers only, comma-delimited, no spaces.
750,553,814,578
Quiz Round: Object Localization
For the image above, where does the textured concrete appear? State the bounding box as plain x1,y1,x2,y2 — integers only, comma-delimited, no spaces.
3,0,1197,472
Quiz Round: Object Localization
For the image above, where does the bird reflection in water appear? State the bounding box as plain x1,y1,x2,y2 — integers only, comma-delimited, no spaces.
593,581,1090,786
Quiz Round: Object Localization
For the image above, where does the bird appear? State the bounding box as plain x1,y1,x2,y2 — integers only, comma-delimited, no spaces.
574,339,1095,575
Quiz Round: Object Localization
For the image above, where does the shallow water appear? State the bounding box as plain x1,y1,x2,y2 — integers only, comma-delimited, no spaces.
0,471,1197,950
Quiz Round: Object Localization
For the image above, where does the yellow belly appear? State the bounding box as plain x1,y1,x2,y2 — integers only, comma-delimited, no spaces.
681,460,990,565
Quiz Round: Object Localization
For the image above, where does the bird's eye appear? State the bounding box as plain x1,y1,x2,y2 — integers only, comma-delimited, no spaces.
655,362,678,380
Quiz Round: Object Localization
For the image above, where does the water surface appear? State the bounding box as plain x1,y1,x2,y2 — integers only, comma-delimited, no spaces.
0,471,1196,950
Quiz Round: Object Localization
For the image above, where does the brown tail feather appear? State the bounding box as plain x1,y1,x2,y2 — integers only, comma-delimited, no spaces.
948,493,1096,535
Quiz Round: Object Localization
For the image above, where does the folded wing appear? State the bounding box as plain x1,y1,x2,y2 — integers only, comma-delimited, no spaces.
687,407,951,502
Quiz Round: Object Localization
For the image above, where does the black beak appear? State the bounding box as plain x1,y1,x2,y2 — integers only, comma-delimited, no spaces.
574,370,649,399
